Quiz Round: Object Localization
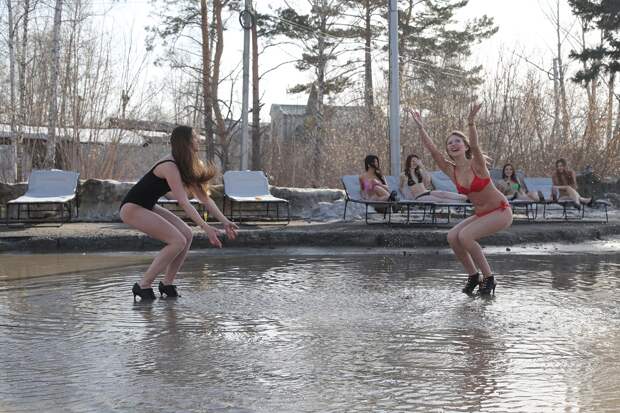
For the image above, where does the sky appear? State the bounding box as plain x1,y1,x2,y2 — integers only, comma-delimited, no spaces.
91,0,581,122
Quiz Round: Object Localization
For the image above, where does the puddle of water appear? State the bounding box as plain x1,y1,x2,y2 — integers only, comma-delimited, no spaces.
0,249,619,412
0,254,151,281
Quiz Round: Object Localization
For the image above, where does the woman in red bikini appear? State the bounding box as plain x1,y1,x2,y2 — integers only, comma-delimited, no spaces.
409,103,513,295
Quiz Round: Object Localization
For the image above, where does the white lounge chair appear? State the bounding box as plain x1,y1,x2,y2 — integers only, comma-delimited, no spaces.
385,175,437,224
492,171,536,221
6,169,80,224
342,175,396,224
157,195,205,222
222,171,290,223
522,177,609,222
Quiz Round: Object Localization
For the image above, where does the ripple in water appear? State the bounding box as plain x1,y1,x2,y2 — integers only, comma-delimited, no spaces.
0,251,619,412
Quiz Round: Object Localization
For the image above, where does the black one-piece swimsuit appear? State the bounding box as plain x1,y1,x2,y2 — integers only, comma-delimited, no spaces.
120,159,176,210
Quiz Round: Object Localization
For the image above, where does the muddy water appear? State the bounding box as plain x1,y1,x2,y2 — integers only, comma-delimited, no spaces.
0,253,151,281
0,247,619,412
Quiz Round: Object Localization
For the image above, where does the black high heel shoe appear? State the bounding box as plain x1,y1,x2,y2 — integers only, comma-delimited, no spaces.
478,276,496,296
462,272,480,294
132,282,156,301
158,281,180,298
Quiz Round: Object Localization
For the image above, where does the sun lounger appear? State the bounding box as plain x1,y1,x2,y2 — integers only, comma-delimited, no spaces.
6,169,80,225
523,177,609,223
342,175,396,224
223,170,290,224
384,175,437,224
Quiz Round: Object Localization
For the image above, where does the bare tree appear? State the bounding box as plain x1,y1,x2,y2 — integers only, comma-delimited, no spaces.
44,0,63,168
6,0,17,181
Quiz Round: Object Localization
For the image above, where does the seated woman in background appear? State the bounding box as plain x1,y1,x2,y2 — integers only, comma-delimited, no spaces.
400,154,468,203
551,158,592,206
497,163,539,201
359,155,396,202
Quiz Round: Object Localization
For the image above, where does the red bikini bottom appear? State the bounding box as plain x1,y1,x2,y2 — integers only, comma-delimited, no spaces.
475,200,511,218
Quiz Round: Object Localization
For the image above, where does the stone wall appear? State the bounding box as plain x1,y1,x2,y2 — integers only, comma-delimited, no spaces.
0,179,345,222
2,175,618,222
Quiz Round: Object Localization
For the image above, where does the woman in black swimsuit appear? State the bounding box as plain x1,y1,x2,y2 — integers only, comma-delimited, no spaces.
120,125,238,300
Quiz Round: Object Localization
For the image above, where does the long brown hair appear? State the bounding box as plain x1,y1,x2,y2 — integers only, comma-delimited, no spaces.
170,125,216,195
554,158,574,186
364,154,386,184
502,163,519,183
445,131,472,160
405,154,423,185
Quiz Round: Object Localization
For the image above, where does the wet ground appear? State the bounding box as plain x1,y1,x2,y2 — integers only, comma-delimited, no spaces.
0,243,619,412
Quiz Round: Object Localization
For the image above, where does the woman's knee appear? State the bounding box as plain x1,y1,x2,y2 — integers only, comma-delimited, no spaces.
182,227,194,247
457,231,476,250
447,229,461,247
168,233,188,253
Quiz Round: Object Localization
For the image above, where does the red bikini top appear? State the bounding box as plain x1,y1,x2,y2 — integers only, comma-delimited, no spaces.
454,166,491,195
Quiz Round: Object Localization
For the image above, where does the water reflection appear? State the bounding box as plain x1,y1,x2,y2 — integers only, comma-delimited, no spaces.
0,249,618,412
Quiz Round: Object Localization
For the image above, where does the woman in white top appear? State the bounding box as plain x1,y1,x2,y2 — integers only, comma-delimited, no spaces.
400,154,468,203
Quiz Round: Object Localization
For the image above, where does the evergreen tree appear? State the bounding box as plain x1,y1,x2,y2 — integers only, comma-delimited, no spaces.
343,0,386,110
396,0,497,99
568,0,620,83
262,0,359,107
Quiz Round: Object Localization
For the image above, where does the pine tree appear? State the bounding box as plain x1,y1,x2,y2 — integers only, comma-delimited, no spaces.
263,0,358,107
568,0,620,83
397,0,497,97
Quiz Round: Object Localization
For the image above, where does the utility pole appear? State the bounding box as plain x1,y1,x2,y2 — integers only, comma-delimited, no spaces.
240,0,252,170
388,0,400,176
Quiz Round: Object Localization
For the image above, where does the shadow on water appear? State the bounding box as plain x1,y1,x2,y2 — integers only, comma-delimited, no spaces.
0,247,619,412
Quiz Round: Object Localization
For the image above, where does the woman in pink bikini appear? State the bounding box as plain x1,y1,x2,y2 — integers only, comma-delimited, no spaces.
409,103,513,295
359,155,395,202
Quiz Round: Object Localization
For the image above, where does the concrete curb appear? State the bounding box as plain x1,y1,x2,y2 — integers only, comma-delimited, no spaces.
1,221,618,253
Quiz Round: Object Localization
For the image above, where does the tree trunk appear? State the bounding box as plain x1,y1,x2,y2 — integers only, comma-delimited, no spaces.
200,0,215,162
17,0,31,181
605,72,614,146
251,4,261,170
312,2,327,185
45,0,63,169
556,0,570,144
7,0,17,182
211,0,228,170
363,0,374,111
398,0,414,78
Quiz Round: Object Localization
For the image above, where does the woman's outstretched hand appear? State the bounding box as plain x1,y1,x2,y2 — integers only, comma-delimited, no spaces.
203,224,224,248
468,101,482,123
407,108,424,129
223,220,239,241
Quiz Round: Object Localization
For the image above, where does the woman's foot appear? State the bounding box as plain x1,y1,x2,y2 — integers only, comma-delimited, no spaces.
132,282,156,301
462,272,480,294
478,276,496,296
158,281,180,298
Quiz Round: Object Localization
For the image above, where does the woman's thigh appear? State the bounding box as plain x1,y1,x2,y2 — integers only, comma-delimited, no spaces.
458,208,512,242
121,204,185,244
447,214,479,240
153,205,193,240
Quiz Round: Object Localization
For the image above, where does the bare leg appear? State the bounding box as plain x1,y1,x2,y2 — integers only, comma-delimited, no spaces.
120,203,187,288
365,186,391,202
447,215,479,275
456,208,513,277
153,205,193,285
560,188,590,205
373,186,390,200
